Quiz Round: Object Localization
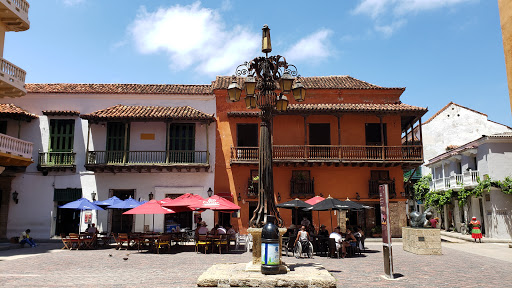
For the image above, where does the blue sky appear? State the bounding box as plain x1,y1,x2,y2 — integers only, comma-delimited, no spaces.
6,0,512,126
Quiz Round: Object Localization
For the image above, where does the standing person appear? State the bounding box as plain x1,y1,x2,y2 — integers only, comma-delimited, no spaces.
470,217,482,243
300,217,311,227
19,229,37,248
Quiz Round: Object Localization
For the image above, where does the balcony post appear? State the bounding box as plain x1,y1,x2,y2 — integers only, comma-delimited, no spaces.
165,122,170,163
379,116,385,160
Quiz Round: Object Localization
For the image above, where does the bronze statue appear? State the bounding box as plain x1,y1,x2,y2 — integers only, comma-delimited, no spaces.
409,208,433,228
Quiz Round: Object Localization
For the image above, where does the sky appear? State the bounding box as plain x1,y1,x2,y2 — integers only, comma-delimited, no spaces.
6,0,512,126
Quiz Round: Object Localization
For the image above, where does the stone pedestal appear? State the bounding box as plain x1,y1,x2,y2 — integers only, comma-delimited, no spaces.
402,227,442,255
247,227,288,273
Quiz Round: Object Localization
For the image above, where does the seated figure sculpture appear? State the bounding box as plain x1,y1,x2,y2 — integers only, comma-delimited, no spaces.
409,208,433,228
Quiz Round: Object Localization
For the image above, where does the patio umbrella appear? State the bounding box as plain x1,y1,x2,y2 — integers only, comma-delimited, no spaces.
337,197,372,211
93,196,122,207
161,193,204,212
190,195,240,212
59,198,104,233
305,196,325,228
107,197,142,232
303,196,350,231
123,200,175,232
276,198,312,226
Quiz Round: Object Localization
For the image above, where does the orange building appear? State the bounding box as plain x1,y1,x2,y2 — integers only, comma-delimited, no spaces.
213,76,427,237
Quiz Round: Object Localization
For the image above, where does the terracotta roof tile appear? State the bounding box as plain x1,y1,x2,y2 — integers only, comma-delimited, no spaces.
213,75,405,90
228,103,427,117
0,104,37,121
42,110,80,116
26,83,213,95
81,105,215,122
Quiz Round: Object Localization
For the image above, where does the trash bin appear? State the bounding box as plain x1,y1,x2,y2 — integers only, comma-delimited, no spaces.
261,215,280,275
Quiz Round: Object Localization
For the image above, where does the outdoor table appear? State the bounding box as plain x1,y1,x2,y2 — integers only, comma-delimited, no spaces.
139,234,160,252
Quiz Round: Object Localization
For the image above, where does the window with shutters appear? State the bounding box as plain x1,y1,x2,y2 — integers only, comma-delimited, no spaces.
168,123,195,163
48,119,75,165
106,122,129,163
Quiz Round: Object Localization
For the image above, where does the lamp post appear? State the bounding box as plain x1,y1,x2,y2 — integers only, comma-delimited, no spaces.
228,25,306,228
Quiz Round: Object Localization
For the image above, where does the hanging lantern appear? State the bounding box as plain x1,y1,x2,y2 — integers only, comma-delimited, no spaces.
245,75,257,97
245,95,257,109
275,94,288,112
262,25,272,53
227,77,242,102
279,70,294,94
292,78,306,102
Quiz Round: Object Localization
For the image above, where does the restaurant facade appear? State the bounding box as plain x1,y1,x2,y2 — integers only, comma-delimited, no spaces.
213,76,427,237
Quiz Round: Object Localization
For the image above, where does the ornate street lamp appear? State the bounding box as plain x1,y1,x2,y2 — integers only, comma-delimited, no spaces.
228,25,306,228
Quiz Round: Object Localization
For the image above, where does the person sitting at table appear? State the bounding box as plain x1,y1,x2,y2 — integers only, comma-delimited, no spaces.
318,224,329,237
195,221,209,240
329,227,343,255
307,223,316,236
84,224,91,233
226,225,236,239
87,223,98,234
341,227,357,257
216,224,227,235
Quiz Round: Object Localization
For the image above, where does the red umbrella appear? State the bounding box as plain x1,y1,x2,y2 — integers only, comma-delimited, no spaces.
305,196,325,228
161,194,204,211
191,195,240,212
123,200,175,232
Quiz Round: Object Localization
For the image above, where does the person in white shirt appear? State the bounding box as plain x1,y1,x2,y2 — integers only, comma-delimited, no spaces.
195,221,209,240
329,227,343,254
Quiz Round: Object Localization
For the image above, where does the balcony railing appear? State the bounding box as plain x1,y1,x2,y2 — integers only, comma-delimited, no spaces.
231,145,423,163
86,150,209,165
369,179,396,199
0,57,27,97
290,178,315,198
38,152,75,168
0,0,30,31
430,171,480,191
0,133,32,159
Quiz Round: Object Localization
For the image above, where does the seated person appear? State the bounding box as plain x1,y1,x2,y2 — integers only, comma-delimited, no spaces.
341,227,357,257
329,227,343,254
226,225,236,239
217,225,227,235
318,224,329,237
294,225,310,252
19,229,37,248
195,221,209,239
87,223,98,234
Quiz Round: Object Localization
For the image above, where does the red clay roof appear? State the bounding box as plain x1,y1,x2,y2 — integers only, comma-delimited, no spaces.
0,104,38,121
228,103,427,117
212,75,405,90
42,110,80,116
80,105,215,122
26,83,212,95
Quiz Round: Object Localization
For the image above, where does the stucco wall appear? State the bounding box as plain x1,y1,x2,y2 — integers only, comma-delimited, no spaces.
422,103,511,176
484,188,512,240
0,92,216,239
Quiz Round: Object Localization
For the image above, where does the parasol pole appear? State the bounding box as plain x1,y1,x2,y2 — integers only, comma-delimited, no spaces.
330,209,333,232
153,214,155,232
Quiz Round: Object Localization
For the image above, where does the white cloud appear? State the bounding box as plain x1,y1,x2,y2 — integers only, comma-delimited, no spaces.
374,20,406,38
353,0,475,35
284,29,333,65
63,0,85,6
220,0,233,11
129,2,258,76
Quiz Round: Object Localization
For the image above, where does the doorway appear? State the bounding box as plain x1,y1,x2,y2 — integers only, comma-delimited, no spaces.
55,203,80,234
309,123,330,158
164,193,193,231
110,189,135,233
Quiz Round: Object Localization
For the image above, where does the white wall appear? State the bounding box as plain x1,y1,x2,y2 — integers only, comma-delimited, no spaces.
422,103,512,176
0,92,217,239
484,188,512,240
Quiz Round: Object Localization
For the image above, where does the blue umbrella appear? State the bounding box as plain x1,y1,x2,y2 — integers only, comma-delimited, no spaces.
107,197,142,232
93,196,122,207
107,197,141,209
59,198,104,233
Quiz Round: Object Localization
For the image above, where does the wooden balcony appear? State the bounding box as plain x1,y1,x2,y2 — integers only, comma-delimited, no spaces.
0,57,26,97
85,150,209,172
230,145,423,167
37,152,76,173
0,132,32,167
0,0,30,31
290,178,315,198
369,179,396,199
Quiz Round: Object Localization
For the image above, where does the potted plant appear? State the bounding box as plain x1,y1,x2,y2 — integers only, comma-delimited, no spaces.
371,226,382,237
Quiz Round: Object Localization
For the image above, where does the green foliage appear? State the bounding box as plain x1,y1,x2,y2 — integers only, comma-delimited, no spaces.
425,189,453,211
413,174,432,202
458,176,492,207
493,176,512,195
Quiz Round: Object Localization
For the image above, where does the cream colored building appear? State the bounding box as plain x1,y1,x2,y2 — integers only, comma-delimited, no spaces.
499,0,512,115
0,0,32,239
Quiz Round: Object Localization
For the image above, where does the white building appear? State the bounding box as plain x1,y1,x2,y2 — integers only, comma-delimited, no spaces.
419,102,512,177
426,132,512,240
0,83,217,239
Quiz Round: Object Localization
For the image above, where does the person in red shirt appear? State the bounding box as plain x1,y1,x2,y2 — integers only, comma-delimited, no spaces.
429,217,439,228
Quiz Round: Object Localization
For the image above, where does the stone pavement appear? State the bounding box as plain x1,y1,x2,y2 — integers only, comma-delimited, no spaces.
0,241,511,287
